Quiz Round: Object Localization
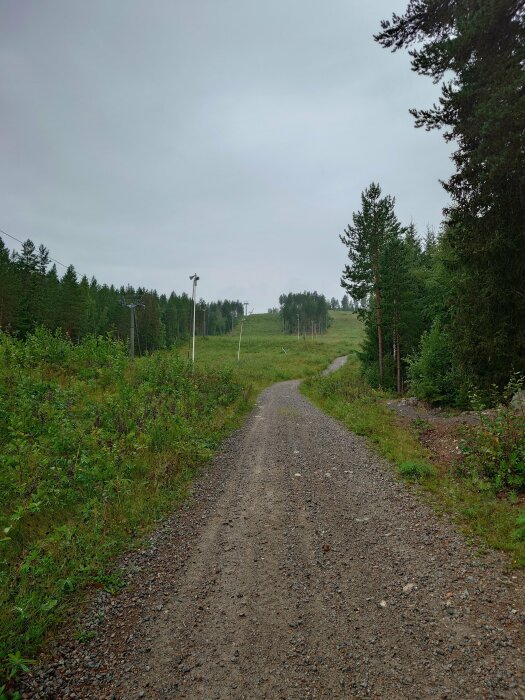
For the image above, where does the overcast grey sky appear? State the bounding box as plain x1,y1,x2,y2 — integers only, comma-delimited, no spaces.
0,1,452,310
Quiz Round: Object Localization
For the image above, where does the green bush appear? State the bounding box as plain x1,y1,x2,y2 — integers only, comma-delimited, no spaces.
398,460,436,480
514,510,525,542
0,329,245,684
407,319,467,406
461,376,525,492
361,353,397,392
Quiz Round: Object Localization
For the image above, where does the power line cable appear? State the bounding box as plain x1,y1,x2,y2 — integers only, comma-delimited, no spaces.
0,227,70,271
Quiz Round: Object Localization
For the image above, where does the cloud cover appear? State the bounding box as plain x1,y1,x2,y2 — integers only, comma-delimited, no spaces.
0,0,452,309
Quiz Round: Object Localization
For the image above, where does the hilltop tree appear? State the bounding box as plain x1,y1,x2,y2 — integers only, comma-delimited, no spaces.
279,292,330,335
13,239,49,336
375,1,525,389
14,239,38,272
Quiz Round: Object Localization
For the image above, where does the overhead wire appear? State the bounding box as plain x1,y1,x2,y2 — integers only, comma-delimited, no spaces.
0,227,70,271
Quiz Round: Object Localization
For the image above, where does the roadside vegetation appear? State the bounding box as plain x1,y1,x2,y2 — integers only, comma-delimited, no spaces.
303,358,525,569
329,1,525,569
0,328,249,688
0,311,359,689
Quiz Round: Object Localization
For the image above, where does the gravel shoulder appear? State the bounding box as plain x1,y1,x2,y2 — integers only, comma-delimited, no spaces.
22,369,525,699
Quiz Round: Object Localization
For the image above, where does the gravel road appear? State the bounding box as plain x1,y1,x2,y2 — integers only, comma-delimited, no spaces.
22,362,525,699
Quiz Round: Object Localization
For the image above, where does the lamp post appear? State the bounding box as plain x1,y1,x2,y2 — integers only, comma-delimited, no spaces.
189,273,199,365
237,303,249,362
237,318,244,362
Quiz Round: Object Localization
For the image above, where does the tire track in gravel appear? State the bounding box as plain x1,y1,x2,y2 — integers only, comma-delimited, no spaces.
22,359,525,699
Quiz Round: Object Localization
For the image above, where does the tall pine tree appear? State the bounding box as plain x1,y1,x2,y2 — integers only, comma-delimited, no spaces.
376,1,525,390
340,183,403,385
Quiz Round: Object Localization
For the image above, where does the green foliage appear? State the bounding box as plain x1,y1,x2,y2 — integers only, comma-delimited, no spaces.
376,2,525,393
407,319,466,406
514,511,525,543
5,653,34,679
398,461,436,481
461,377,525,492
303,357,525,567
0,236,245,352
278,292,331,335
0,651,33,700
0,328,247,683
340,184,433,393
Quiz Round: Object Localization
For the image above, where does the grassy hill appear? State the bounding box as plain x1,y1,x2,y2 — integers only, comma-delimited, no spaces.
185,310,362,393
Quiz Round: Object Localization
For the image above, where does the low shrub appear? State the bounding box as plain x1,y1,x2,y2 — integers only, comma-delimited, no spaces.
461,377,525,492
406,319,468,406
0,329,246,684
514,510,525,543
398,460,436,480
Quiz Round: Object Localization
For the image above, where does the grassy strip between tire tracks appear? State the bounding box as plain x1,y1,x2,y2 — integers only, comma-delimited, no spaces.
302,356,525,569
0,312,360,690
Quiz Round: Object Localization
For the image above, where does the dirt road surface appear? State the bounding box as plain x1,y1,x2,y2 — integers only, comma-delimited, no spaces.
23,362,525,699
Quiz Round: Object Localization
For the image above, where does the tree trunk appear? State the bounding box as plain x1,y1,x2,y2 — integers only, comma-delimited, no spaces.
396,326,402,393
374,284,383,386
394,298,401,394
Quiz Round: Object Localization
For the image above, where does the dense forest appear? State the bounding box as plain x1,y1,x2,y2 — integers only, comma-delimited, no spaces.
278,291,331,336
341,1,525,406
0,237,244,353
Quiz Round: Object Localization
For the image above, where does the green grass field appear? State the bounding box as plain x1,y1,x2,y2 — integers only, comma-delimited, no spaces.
184,310,362,395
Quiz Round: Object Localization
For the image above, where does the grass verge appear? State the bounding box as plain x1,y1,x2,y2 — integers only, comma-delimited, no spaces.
302,355,525,568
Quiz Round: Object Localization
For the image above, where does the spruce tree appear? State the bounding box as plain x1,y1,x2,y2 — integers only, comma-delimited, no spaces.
13,239,39,336
340,183,403,385
0,238,16,330
376,1,525,390
59,265,82,340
